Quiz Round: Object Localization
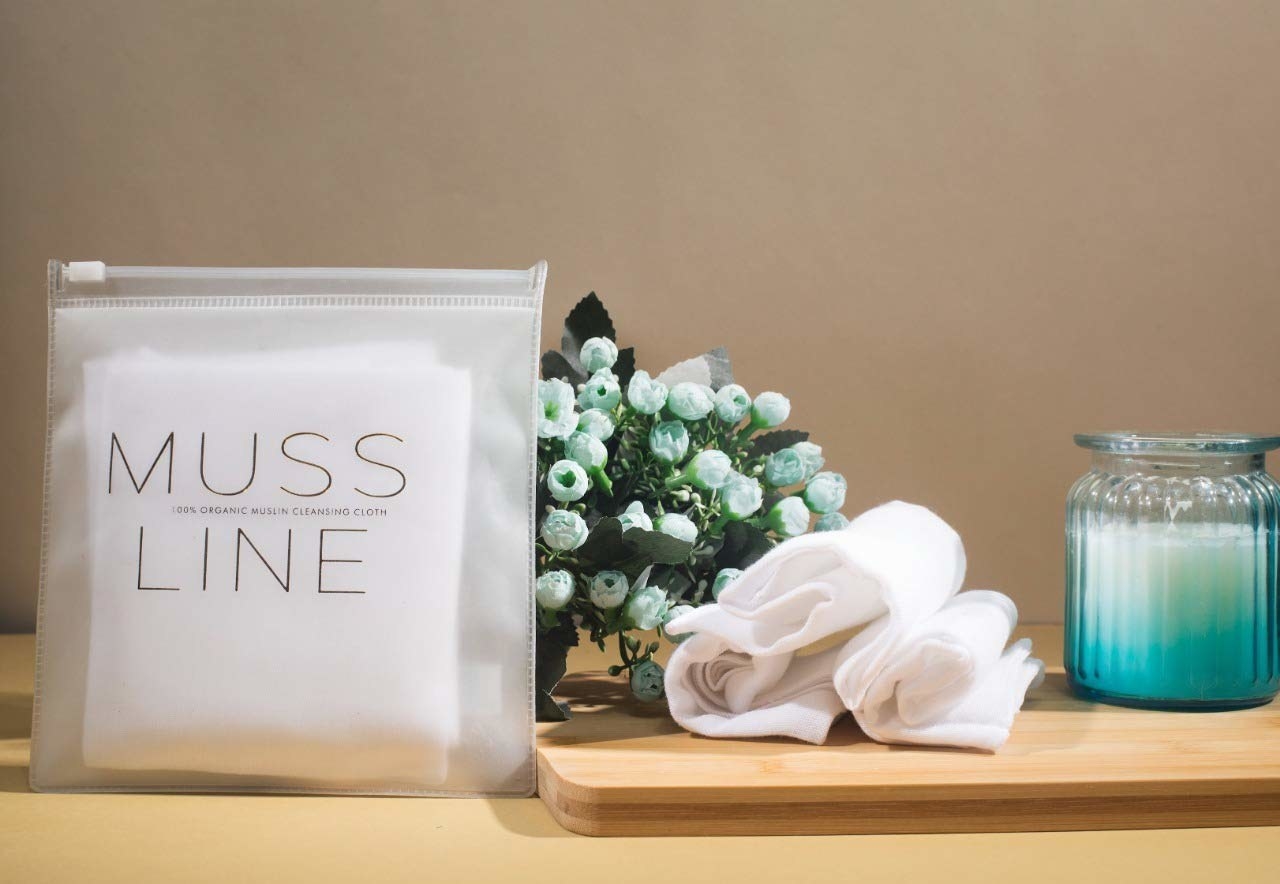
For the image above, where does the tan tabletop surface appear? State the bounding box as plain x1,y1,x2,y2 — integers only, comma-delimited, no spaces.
1,629,1277,883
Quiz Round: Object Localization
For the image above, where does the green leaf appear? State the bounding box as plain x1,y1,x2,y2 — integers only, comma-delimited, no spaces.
749,429,810,457
657,566,694,601
541,349,586,386
535,625,577,722
623,527,695,565
715,520,775,570
537,691,571,722
535,467,554,512
561,292,616,365
655,355,711,387
577,517,698,568
575,517,630,565
613,347,636,386
702,346,734,390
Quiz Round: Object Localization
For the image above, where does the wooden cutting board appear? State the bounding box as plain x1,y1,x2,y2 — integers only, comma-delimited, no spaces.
536,626,1280,836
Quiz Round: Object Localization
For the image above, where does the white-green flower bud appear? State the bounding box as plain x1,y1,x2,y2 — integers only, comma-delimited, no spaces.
626,370,668,415
616,500,653,533
537,378,579,439
547,459,590,502
577,369,621,411
814,512,850,532
541,509,589,550
764,448,805,487
589,570,630,609
750,391,791,428
713,384,751,423
685,449,733,490
803,471,847,514
712,568,743,600
766,496,810,536
564,432,607,470
624,585,667,630
791,441,824,480
664,604,695,642
666,382,714,421
535,570,575,610
577,408,616,441
630,659,666,702
648,420,690,464
579,336,618,373
655,512,698,543
721,472,763,520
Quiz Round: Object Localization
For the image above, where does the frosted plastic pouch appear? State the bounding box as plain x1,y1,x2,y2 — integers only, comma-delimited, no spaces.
31,260,546,795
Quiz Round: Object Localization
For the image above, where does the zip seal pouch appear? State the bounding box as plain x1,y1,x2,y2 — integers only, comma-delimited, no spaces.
32,260,546,796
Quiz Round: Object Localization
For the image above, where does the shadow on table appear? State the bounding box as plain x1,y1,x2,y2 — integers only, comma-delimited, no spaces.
0,763,30,793
485,797,576,838
0,668,1090,803
539,667,1092,755
536,670,682,748
0,690,33,793
0,691,31,740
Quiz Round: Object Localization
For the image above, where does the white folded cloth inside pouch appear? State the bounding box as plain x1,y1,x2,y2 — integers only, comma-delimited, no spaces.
665,501,1044,751
79,344,470,784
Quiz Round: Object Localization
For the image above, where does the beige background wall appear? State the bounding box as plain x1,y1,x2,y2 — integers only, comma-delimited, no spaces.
2,0,1279,630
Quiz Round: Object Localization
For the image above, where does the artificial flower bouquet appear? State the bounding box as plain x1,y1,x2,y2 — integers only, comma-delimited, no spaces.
535,294,847,719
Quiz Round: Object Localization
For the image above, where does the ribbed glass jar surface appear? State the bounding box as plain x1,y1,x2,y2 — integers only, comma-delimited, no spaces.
1065,433,1280,710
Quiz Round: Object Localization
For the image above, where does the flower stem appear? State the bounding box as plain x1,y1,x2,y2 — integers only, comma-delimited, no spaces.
592,468,614,495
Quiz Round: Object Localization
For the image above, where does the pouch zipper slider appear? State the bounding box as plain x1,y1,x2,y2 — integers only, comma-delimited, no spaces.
65,261,107,284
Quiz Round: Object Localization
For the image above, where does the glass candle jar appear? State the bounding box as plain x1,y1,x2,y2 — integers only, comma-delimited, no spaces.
1065,432,1280,710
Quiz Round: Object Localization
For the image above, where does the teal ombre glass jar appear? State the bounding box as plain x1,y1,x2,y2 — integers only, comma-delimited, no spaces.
1066,433,1280,710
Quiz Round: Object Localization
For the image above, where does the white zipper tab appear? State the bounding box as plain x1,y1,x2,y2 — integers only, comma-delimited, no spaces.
66,261,107,284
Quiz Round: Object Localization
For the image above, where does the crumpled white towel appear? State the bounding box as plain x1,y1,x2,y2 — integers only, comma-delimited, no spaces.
663,637,846,744
664,501,1044,751
662,500,962,742
838,591,1045,751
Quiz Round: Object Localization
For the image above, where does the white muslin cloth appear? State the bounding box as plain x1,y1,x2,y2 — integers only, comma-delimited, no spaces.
662,638,847,744
79,346,470,783
664,501,1044,751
